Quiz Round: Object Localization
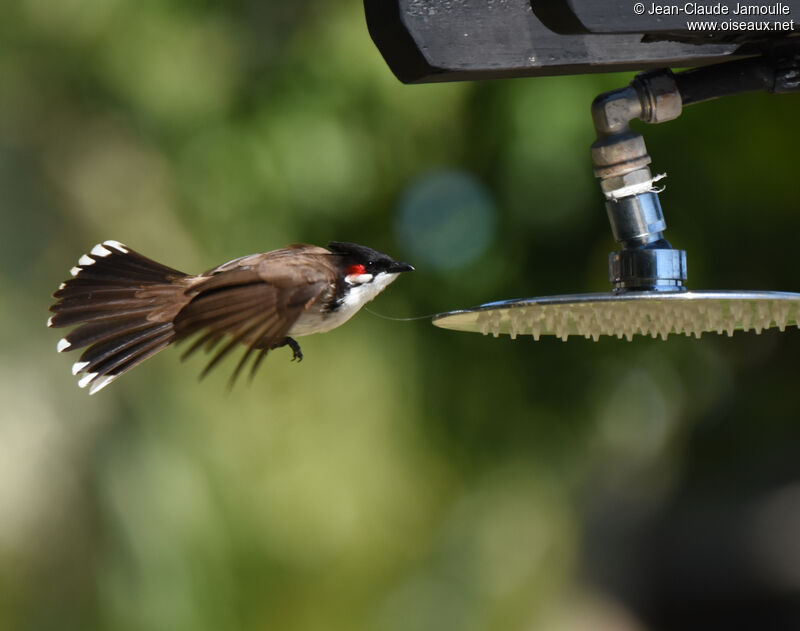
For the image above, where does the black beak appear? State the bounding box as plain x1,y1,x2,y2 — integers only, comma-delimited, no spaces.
389,261,414,273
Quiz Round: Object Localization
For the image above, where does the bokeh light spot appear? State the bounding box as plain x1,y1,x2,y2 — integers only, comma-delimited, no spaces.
395,170,497,271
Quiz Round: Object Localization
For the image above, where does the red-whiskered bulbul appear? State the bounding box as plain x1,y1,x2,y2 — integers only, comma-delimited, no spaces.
48,240,414,394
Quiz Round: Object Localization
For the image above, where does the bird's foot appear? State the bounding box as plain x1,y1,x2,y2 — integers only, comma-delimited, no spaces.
273,337,303,362
287,338,303,362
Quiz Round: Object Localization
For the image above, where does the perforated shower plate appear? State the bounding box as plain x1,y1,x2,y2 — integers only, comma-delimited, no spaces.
432,291,800,341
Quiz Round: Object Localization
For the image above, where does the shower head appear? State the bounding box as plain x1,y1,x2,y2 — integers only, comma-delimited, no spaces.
433,292,800,341
433,59,800,342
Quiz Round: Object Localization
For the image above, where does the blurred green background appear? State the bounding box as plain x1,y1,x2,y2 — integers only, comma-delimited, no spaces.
2,1,800,630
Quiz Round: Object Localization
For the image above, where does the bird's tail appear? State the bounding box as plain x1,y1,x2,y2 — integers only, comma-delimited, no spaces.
48,241,193,394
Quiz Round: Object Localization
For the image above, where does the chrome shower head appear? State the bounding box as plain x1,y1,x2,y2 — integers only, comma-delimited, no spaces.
433,291,800,341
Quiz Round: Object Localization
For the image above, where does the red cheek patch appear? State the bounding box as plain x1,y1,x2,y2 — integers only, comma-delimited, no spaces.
346,264,366,276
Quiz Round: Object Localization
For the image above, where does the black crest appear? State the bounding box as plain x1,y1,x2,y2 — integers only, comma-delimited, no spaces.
327,241,393,265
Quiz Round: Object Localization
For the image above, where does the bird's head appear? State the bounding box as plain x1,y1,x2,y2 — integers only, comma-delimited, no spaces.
327,242,414,290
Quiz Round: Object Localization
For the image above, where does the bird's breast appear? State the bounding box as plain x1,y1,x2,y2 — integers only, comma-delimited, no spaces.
288,273,399,337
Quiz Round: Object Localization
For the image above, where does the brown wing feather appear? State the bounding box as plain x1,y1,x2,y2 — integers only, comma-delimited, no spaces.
174,252,333,381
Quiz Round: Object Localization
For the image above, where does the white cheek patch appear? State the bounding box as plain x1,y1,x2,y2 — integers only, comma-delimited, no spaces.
346,273,374,285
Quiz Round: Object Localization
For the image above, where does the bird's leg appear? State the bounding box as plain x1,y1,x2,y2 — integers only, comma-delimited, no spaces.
272,337,303,362
286,337,303,362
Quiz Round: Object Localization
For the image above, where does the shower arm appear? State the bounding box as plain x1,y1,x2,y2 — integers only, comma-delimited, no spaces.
591,53,800,197
590,48,800,293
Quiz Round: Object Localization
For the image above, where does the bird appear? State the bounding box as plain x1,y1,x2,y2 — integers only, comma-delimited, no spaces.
48,240,414,394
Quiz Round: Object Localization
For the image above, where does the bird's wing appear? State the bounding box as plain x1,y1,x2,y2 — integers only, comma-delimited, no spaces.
175,250,333,382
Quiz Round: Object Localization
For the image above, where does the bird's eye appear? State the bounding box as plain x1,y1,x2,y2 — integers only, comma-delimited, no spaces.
346,264,366,276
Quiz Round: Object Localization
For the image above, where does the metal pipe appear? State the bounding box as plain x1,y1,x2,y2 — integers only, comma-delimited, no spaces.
590,69,687,293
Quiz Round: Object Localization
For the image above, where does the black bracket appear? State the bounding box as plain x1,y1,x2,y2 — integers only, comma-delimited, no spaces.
364,0,799,83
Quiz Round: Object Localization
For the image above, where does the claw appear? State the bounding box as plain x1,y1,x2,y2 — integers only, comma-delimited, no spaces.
271,337,303,362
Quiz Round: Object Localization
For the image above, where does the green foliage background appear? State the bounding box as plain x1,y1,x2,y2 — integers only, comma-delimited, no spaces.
1,1,798,629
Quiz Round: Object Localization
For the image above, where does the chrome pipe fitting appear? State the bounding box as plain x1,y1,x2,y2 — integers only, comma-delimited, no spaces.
604,192,687,292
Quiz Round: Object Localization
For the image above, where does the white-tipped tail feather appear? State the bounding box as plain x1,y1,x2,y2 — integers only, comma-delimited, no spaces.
75,372,120,395
88,374,119,395
90,243,113,257
78,372,98,388
49,240,189,394
103,240,128,253
72,360,89,375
